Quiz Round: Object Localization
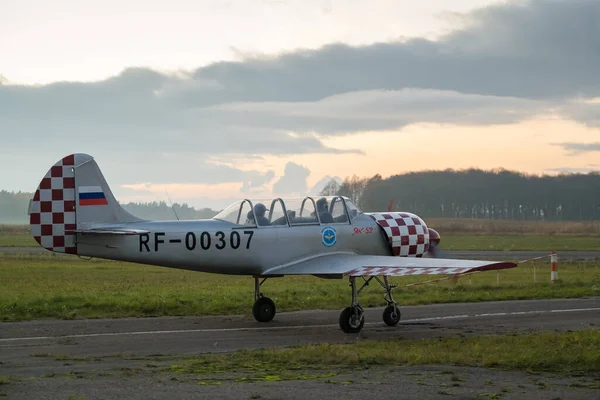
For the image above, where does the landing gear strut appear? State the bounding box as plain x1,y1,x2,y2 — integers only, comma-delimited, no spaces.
339,277,365,333
252,276,276,322
338,275,401,333
381,275,401,326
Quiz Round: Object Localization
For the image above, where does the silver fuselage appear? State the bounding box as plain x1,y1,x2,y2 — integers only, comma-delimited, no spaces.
76,214,392,275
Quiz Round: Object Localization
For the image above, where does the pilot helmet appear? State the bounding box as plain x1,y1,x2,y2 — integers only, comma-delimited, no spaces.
254,203,267,217
316,197,328,212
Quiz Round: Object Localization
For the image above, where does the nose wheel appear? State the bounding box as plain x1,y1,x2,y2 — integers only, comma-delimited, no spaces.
383,304,401,326
252,276,276,322
382,275,401,326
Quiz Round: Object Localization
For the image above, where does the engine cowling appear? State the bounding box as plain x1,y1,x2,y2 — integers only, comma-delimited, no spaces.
366,212,438,257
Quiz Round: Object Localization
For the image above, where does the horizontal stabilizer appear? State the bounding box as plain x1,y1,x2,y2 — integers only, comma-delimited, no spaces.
66,228,149,235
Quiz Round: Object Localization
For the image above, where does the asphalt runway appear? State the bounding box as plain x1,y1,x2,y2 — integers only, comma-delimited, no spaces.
2,298,599,360
2,298,599,399
3,246,600,260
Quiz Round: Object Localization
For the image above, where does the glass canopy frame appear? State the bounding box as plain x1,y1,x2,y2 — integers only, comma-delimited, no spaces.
213,195,361,228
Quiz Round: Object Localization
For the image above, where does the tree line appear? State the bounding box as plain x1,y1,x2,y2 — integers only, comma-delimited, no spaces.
331,169,600,221
3,168,600,223
0,191,32,223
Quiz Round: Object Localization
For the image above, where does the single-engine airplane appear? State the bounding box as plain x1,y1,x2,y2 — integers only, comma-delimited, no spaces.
28,154,517,333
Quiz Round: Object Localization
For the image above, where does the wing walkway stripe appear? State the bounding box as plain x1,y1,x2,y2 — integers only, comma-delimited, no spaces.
1,307,598,343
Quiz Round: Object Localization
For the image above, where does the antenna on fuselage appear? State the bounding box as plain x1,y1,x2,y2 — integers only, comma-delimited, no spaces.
165,189,180,220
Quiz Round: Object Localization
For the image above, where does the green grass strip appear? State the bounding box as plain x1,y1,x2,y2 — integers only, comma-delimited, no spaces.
1,254,599,321
169,330,600,377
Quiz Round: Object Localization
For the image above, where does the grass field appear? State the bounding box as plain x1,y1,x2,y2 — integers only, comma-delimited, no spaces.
441,235,600,251
428,218,600,236
0,232,37,247
169,330,600,376
0,224,36,246
1,254,598,321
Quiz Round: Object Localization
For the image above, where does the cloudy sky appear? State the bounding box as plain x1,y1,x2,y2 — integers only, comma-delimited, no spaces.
1,0,599,209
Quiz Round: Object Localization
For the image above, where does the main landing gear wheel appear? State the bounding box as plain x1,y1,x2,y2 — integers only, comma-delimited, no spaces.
252,276,276,323
339,276,366,333
253,297,276,322
339,306,364,333
382,305,401,326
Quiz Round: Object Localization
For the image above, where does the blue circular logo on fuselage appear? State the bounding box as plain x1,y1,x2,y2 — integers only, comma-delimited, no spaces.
321,227,336,247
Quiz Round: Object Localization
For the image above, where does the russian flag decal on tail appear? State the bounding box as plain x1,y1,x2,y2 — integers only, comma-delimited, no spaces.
78,186,108,206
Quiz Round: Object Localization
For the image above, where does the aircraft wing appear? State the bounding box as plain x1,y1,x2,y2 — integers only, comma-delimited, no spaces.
261,253,517,277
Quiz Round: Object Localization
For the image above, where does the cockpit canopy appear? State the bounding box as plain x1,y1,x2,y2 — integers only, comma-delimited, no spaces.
213,196,361,227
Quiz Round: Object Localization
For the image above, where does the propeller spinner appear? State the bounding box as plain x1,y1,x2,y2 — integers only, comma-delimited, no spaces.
427,228,444,258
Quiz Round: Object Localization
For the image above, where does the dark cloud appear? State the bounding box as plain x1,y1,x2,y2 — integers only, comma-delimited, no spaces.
272,162,311,195
2,0,600,192
552,142,600,155
2,0,598,147
546,167,600,174
561,100,600,127
203,89,554,135
185,0,599,103
0,66,362,157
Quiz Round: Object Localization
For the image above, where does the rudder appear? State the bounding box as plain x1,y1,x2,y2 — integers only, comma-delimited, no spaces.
29,153,143,254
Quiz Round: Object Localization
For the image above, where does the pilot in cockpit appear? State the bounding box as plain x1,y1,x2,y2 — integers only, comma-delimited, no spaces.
245,203,270,226
316,197,334,223
253,203,270,226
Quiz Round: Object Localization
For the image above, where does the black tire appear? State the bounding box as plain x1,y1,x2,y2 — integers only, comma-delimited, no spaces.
252,297,276,322
383,305,401,326
339,306,364,333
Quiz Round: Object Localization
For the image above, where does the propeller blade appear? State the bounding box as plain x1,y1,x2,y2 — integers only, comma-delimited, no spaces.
424,228,443,258
387,199,395,212
427,240,448,258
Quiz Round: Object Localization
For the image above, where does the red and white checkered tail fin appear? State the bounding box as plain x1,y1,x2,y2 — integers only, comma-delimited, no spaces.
28,154,143,255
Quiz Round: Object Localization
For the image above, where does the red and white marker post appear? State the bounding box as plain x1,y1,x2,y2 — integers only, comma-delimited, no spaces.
551,251,558,283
